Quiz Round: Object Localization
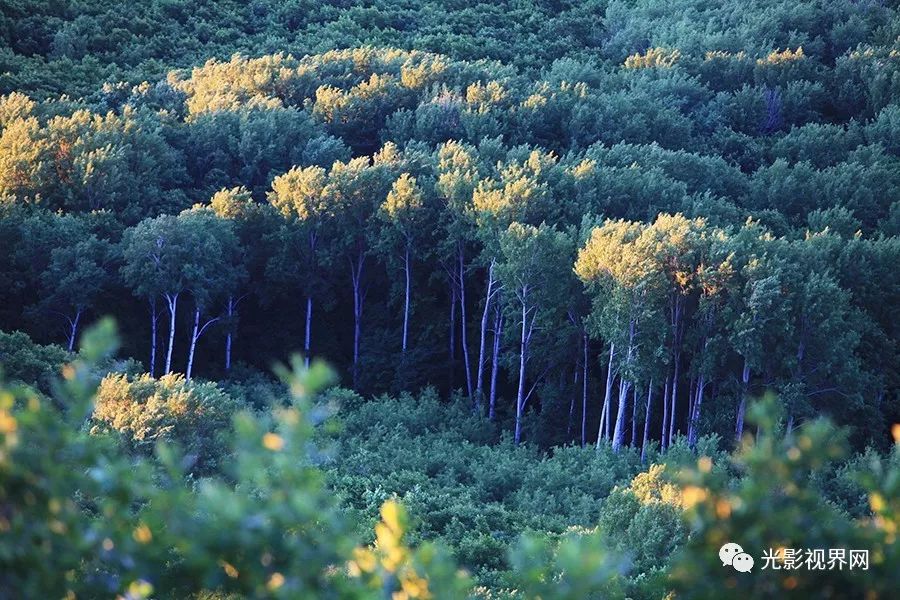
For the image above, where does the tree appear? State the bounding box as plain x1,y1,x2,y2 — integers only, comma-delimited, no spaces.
207,186,271,371
327,156,394,388
268,166,332,367
121,215,193,375
377,172,428,358
496,222,573,445
40,235,113,351
637,214,707,448
435,141,482,396
576,218,668,451
178,208,243,381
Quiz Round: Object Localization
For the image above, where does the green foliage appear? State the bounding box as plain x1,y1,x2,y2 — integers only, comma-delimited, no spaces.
670,396,900,598
0,329,72,393
91,372,240,474
2,1,900,596
3,321,900,597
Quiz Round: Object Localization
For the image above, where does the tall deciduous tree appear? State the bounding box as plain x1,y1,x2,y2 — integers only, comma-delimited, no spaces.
179,208,244,381
328,156,394,388
496,222,572,445
206,186,267,371
40,235,114,351
121,215,193,374
377,173,427,357
268,166,331,367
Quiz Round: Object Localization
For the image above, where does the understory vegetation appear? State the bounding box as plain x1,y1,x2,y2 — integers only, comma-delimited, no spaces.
2,0,900,597
2,325,899,598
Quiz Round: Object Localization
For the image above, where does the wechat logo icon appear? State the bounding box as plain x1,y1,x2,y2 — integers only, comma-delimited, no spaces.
720,542,754,573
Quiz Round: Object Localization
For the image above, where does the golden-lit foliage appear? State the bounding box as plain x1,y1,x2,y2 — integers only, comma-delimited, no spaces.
624,48,681,69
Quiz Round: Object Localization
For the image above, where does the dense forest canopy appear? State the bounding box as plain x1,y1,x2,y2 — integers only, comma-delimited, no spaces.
1,0,900,597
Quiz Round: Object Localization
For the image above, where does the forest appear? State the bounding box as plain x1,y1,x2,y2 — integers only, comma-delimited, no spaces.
1,0,899,598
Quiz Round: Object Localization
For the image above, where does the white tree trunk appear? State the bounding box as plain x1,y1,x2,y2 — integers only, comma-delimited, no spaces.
596,342,615,449
631,384,638,446
304,295,313,368
612,376,631,452
475,260,495,407
149,298,158,377
164,292,179,374
661,378,670,449
612,321,635,452
689,373,706,446
187,307,200,381
514,298,529,445
186,306,219,381
668,354,680,444
350,252,365,388
488,305,502,421
225,295,234,371
67,309,82,351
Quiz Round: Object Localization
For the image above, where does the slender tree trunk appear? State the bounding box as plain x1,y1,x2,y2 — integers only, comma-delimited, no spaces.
661,377,670,450
736,357,750,441
612,322,635,452
350,252,365,389
668,354,680,445
641,380,653,463
187,307,200,381
186,307,220,382
689,373,706,446
475,260,495,408
67,309,82,352
596,342,615,449
668,295,683,445
458,244,473,397
581,332,589,447
687,372,696,431
225,295,235,372
304,295,313,368
598,388,609,443
514,299,529,445
612,376,631,452
631,384,638,446
304,229,318,369
402,245,411,354
403,245,412,354
488,305,502,421
149,298,158,377
164,292,179,374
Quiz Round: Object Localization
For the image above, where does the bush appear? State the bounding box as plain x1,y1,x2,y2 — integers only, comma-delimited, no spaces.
91,373,242,474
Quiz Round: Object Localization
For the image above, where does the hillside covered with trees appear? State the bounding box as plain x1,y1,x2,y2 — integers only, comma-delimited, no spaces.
1,0,900,598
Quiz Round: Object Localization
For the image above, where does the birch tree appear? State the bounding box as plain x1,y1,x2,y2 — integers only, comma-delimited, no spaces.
576,218,667,451
268,166,331,367
207,186,266,371
496,222,573,445
121,215,194,374
435,141,482,395
179,208,244,381
40,235,113,351
471,149,559,409
376,173,427,357
328,156,394,388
